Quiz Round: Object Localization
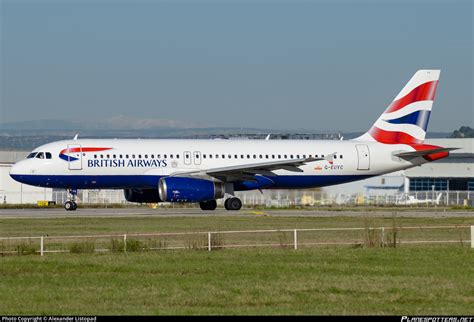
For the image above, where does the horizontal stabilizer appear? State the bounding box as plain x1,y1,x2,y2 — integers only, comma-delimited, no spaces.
394,147,458,158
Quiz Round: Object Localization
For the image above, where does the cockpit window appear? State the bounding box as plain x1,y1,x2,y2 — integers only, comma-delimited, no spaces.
36,152,45,159
45,152,52,159
27,152,37,159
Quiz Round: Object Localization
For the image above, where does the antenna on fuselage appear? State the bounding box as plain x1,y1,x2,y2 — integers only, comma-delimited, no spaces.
73,134,79,140
265,134,271,140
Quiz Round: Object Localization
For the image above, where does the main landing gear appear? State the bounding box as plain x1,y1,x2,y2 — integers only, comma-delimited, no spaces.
64,189,78,211
198,197,242,211
199,199,217,211
224,197,242,211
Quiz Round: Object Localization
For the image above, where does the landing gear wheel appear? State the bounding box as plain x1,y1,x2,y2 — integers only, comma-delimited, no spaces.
64,201,76,211
225,197,242,211
199,200,217,211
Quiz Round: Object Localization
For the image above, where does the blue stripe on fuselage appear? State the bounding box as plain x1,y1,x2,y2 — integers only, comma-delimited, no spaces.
10,174,374,190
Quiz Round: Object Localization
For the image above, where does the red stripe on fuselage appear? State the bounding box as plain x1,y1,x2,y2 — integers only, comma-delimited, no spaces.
385,80,438,114
60,147,112,154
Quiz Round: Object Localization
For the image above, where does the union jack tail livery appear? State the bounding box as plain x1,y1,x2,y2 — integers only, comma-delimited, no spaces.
357,70,440,145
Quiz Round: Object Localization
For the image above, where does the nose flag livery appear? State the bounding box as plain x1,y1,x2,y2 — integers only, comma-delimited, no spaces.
59,147,112,162
10,70,455,211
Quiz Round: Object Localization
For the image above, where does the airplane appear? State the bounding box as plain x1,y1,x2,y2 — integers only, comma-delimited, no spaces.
9,70,456,211
396,192,443,205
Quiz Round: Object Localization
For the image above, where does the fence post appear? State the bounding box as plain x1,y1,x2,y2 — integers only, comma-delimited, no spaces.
381,227,385,248
294,229,298,250
124,234,127,253
208,232,212,252
40,236,44,256
471,226,474,249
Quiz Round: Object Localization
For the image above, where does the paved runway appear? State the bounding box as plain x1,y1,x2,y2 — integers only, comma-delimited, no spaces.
0,207,472,218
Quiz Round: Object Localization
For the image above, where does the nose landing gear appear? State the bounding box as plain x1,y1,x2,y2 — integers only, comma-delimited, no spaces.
64,189,78,211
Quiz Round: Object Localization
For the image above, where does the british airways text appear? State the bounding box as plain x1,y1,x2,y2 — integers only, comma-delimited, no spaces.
87,159,168,168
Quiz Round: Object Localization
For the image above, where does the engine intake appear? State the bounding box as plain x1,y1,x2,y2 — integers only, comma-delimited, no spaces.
158,177,225,202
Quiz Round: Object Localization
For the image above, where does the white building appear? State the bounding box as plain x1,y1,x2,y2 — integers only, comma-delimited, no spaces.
0,150,53,204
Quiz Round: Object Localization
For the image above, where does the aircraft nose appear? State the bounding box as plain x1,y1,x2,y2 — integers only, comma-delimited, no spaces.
9,161,27,183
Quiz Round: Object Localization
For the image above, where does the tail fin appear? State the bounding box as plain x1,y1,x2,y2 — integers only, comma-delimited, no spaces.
355,70,440,145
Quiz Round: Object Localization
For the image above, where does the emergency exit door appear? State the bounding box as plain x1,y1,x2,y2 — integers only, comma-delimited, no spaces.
356,144,370,170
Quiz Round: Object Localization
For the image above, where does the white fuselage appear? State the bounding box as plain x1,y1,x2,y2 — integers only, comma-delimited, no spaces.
10,139,419,190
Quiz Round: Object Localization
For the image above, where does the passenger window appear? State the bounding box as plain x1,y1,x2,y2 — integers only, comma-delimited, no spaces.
164,154,167,159
340,155,343,159
296,155,300,159
120,155,123,158
170,154,174,159
203,154,206,159
234,155,238,159
46,152,52,159
145,155,148,159
216,154,219,159
126,155,129,159
113,154,117,159
247,155,250,159
176,154,179,159
241,155,244,159
272,155,275,159
94,154,97,159
132,155,135,159
253,155,256,159
138,155,142,158
228,154,231,159
334,155,337,159
209,154,213,159
107,155,110,159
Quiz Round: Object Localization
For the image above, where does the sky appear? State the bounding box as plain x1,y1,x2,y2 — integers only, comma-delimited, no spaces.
1,0,472,132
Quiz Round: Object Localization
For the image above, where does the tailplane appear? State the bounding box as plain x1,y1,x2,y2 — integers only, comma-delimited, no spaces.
355,70,440,145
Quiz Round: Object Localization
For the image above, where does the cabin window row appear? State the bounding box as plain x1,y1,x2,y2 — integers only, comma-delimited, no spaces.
92,153,343,160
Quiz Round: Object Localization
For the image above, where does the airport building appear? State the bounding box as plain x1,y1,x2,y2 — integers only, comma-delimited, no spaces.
0,138,472,206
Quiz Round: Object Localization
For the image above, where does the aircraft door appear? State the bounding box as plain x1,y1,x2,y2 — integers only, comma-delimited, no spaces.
67,144,82,170
193,151,202,165
184,151,192,165
356,144,370,170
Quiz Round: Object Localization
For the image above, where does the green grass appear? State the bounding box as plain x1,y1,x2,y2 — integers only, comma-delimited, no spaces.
0,247,473,315
0,215,473,315
1,215,473,237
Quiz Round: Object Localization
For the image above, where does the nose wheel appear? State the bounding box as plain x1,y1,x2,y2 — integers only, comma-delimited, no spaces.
224,197,242,211
64,201,77,211
64,189,78,211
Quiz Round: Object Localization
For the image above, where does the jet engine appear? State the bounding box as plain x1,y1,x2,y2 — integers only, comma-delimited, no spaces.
158,177,225,202
124,188,161,203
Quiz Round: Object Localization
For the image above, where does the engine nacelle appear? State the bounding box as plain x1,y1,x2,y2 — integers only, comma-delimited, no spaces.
158,177,225,202
124,188,161,203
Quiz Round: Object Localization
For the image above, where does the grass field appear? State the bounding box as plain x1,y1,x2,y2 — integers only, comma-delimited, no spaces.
0,214,473,315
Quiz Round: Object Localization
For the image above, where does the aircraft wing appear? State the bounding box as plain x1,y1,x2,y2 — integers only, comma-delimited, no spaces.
394,147,458,158
169,157,322,182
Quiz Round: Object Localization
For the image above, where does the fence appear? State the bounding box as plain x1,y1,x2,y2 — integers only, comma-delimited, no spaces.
1,225,472,256
1,189,472,207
